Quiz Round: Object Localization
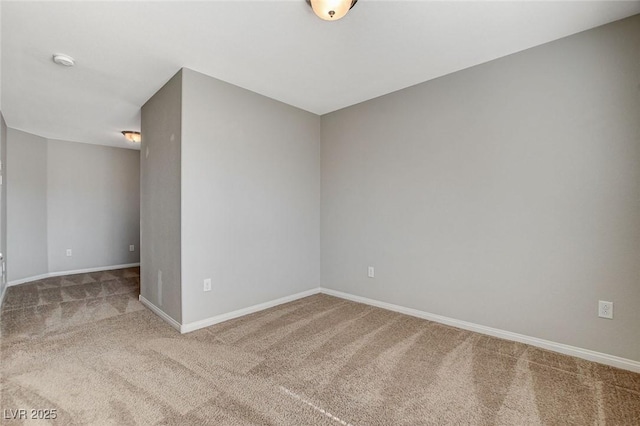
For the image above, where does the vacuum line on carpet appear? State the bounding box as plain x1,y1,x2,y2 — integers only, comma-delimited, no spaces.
279,386,354,426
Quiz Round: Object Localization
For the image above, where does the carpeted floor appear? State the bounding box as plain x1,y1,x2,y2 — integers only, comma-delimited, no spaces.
1,269,639,425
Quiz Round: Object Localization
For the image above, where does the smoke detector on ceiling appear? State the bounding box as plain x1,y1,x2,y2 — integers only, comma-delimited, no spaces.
52,54,75,67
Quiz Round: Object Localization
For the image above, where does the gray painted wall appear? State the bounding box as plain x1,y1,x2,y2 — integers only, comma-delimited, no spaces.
321,16,640,361
1,113,7,294
140,71,183,323
180,68,320,324
7,129,48,281
6,129,140,283
47,139,140,273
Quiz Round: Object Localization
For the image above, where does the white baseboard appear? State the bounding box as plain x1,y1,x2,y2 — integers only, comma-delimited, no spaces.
0,284,7,310
7,263,141,287
8,272,51,287
138,295,182,333
320,288,640,373
20,274,627,372
180,288,322,333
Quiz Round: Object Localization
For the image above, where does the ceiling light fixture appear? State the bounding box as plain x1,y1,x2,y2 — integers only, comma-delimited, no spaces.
121,131,141,143
52,53,75,67
309,0,357,21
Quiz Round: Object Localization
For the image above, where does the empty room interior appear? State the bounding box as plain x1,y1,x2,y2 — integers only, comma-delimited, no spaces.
1,0,639,424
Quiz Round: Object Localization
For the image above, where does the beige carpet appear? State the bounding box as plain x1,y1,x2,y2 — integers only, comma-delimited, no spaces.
1,270,639,425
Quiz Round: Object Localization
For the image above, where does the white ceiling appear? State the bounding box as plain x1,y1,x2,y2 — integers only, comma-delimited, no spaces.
2,1,639,150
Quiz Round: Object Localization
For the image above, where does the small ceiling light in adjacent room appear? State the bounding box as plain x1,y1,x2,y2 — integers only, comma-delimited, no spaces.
121,131,141,143
310,0,357,21
52,54,75,67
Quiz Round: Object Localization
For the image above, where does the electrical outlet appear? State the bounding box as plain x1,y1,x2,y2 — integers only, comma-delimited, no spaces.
66,249,72,257
204,278,212,292
368,266,375,278
598,300,613,319
157,270,163,306
129,245,135,252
